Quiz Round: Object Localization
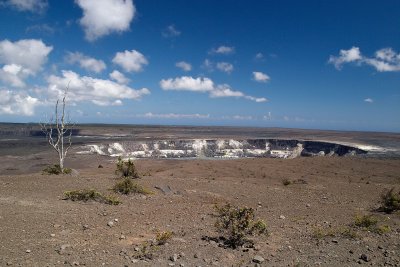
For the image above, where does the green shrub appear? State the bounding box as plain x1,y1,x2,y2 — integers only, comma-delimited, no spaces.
380,188,400,213
354,215,378,228
113,178,153,195
353,214,391,235
214,203,268,248
63,189,121,205
312,226,357,239
115,156,139,178
156,231,173,245
42,164,72,175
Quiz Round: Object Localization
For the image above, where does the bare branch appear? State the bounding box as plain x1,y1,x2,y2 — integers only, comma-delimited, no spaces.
40,82,73,171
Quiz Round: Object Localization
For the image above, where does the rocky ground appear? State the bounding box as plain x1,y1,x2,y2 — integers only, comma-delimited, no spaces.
0,149,399,267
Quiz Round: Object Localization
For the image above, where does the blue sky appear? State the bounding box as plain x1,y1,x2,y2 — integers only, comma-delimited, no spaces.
0,0,399,132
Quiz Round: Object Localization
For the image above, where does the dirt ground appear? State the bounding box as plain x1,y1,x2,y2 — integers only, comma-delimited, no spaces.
0,149,400,266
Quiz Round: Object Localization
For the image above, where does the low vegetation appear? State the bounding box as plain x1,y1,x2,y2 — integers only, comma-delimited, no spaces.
115,156,139,178
214,203,268,248
379,188,400,213
353,214,391,234
282,178,308,186
113,178,153,195
63,189,121,205
42,164,71,175
313,226,357,239
156,231,173,245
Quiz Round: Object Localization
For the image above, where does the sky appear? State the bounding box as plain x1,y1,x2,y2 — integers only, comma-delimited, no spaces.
0,0,399,132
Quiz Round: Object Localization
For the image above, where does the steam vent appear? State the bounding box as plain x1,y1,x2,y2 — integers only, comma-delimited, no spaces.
79,139,367,159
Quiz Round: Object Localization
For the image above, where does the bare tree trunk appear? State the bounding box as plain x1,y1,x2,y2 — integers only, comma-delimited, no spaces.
40,84,73,173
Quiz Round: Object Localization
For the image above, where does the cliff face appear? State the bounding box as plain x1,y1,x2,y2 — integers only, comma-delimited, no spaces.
78,139,367,159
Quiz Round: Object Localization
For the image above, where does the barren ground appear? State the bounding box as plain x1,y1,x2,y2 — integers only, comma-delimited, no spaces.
1,148,400,267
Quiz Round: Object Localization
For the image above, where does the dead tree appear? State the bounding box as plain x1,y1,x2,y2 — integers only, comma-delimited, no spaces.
40,85,73,171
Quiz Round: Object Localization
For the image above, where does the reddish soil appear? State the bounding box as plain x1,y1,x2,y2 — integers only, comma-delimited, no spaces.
0,151,399,266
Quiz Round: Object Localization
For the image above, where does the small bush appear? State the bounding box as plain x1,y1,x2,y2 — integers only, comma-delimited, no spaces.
313,226,357,239
354,215,378,228
214,203,268,248
353,214,391,235
132,242,158,260
379,188,400,213
282,179,292,186
43,164,71,175
115,156,139,178
64,189,121,205
156,231,173,245
113,178,153,195
374,225,391,234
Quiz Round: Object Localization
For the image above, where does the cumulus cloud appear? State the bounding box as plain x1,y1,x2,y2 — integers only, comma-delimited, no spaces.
112,49,148,72
364,98,374,103
0,89,40,115
0,39,53,73
162,24,181,38
329,47,400,72
175,61,192,72
160,76,214,92
66,52,106,73
2,0,48,13
210,45,235,55
216,62,234,74
0,64,31,87
328,47,362,70
46,70,150,106
252,71,270,83
76,0,135,41
0,39,52,87
160,76,267,103
109,70,130,84
140,112,210,119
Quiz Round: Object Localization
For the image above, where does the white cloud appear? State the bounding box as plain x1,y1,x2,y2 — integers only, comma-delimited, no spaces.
244,95,268,103
210,84,244,98
160,76,267,103
0,89,40,116
252,71,270,83
364,98,374,103
263,112,272,120
329,47,400,72
140,112,210,119
201,59,214,72
162,24,181,38
76,0,135,41
210,45,235,55
328,47,362,70
221,115,254,120
175,61,192,72
112,49,148,72
0,39,53,73
26,23,55,34
3,0,48,13
109,70,130,84
46,70,150,106
0,39,52,88
0,64,31,87
255,53,264,60
66,52,106,73
216,62,234,74
232,115,253,120
160,76,214,92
